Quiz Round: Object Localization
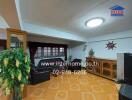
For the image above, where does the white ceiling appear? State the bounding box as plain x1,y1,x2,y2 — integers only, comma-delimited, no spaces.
0,0,20,29
19,0,132,38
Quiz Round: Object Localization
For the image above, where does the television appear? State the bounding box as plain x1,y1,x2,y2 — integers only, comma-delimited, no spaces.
117,53,132,85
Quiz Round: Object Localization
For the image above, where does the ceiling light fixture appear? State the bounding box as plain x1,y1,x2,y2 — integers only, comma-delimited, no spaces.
86,18,104,28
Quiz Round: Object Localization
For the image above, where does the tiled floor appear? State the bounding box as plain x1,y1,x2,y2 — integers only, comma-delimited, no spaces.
24,71,119,100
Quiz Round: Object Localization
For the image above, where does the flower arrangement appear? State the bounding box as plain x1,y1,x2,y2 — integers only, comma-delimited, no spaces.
0,48,30,100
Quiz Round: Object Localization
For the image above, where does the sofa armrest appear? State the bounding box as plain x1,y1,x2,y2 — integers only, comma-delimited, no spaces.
30,71,50,85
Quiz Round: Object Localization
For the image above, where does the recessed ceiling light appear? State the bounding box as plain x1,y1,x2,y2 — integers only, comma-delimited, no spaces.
86,18,104,28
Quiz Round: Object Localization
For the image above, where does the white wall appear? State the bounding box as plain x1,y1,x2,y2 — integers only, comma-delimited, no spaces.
70,30,132,62
69,44,87,61
87,38,132,59
0,28,6,39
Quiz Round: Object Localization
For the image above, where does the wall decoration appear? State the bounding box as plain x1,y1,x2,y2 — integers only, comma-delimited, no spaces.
83,45,87,51
106,41,116,50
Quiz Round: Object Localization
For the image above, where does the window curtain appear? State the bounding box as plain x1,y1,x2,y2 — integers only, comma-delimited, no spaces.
0,39,6,50
28,41,68,64
64,46,67,60
29,47,37,64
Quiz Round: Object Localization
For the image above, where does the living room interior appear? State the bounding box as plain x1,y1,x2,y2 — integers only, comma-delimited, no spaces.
0,0,132,100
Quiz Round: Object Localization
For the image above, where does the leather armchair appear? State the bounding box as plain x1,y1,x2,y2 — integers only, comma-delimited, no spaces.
30,66,50,85
68,59,82,72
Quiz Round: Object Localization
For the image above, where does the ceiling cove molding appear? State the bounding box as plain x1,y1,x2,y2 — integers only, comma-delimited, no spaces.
22,23,87,42
0,0,20,29
15,0,23,29
0,16,9,28
87,30,132,43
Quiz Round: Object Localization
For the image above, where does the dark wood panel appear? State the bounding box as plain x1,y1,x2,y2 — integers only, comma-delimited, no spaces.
0,39,6,50
28,41,67,48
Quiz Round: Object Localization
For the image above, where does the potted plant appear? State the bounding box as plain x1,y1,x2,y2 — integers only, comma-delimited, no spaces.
0,48,30,100
89,48,95,57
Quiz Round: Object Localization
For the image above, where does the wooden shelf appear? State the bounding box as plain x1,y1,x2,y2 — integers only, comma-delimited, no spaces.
86,57,117,81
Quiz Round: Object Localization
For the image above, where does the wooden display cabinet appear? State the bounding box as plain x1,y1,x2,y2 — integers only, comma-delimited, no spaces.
6,28,27,98
6,28,27,52
86,57,117,80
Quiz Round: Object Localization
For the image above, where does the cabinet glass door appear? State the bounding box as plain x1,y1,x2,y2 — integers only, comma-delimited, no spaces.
7,28,27,52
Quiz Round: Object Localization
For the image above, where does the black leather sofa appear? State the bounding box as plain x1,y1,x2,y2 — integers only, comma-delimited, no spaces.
37,58,66,73
30,67,50,85
30,58,65,84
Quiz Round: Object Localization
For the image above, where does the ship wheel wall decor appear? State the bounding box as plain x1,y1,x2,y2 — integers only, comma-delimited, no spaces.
106,41,116,50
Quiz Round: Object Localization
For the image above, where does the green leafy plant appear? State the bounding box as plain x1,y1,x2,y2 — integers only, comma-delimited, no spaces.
89,48,95,57
0,48,30,100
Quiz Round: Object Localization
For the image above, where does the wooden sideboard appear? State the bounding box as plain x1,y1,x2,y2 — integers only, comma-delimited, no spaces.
86,57,117,80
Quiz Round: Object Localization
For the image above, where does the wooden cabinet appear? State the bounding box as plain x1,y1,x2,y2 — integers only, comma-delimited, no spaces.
6,28,27,52
86,57,117,80
0,28,27,52
7,29,28,98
